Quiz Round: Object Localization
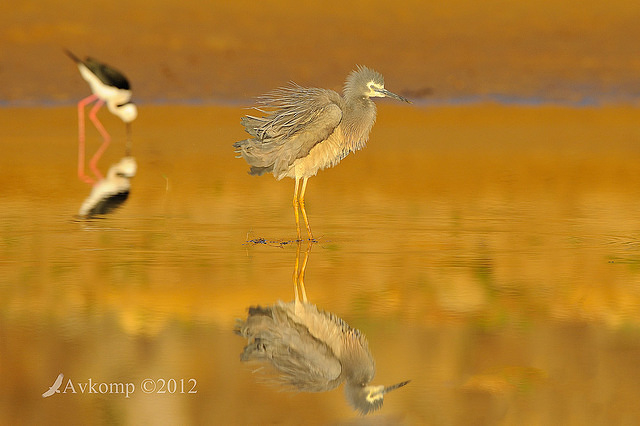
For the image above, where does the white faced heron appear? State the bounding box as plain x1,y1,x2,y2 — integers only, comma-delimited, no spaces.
64,50,137,185
235,242,410,414
234,66,410,240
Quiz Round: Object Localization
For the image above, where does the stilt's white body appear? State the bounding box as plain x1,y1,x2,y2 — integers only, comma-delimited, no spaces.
77,64,133,110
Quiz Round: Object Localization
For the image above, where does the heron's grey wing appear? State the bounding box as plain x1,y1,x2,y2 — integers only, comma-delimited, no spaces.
244,86,341,141
236,88,343,178
268,102,342,177
236,305,343,392
284,303,367,361
273,320,343,391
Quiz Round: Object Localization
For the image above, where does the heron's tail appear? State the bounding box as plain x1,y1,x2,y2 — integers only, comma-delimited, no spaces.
235,305,283,364
233,139,276,176
241,115,269,137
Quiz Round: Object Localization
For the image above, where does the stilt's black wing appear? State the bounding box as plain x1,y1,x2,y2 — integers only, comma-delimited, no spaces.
84,57,131,90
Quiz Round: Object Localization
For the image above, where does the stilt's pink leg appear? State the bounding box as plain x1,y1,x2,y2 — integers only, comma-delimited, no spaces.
87,99,110,181
77,94,99,184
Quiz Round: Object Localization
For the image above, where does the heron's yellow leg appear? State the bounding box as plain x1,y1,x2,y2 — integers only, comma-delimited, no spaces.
299,177,313,240
293,241,302,303
293,178,302,241
297,241,312,303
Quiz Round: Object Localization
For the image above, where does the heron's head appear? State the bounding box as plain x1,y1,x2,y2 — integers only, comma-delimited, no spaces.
345,65,411,103
109,101,138,123
344,380,410,415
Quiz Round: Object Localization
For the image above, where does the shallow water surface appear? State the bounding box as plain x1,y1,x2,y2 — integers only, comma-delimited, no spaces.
2,105,640,424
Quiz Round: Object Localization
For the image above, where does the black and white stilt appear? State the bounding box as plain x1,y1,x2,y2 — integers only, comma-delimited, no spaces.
65,50,137,184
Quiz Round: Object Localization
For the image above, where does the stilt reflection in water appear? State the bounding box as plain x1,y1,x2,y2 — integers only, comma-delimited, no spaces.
235,242,409,414
78,156,137,217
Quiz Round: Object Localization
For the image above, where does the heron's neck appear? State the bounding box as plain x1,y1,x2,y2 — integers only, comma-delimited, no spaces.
341,96,377,151
339,328,375,381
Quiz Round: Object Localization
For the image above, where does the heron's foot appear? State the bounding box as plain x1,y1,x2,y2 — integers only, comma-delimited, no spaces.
295,236,318,244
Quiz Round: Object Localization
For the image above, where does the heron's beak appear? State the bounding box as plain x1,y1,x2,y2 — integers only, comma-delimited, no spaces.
377,88,412,104
383,380,410,394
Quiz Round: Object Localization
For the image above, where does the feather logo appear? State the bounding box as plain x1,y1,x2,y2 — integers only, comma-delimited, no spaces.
42,373,64,398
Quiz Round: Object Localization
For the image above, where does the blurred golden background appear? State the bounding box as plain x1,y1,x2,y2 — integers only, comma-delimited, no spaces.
2,0,640,103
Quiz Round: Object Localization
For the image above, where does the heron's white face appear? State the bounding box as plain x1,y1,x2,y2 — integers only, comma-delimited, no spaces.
364,385,385,404
366,81,386,98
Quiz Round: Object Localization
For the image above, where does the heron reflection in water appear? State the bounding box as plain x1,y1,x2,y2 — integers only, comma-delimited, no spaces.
78,156,137,217
235,242,409,414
